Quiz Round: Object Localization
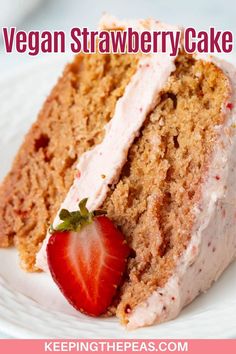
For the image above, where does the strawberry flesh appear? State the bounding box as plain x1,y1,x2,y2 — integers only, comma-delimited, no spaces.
47,216,130,316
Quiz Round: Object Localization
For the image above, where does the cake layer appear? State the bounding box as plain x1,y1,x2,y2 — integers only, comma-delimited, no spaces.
0,52,137,271
126,57,236,329
101,52,231,323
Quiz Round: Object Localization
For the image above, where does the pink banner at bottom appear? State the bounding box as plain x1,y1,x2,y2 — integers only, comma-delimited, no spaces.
0,339,235,354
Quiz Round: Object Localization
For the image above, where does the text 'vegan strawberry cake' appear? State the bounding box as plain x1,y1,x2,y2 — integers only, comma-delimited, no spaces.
0,16,236,329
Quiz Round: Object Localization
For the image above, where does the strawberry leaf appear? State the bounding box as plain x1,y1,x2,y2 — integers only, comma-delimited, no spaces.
59,209,71,220
56,220,73,232
93,209,107,217
51,198,107,233
79,198,89,217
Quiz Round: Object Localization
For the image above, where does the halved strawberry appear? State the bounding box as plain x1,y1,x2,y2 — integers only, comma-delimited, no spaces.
47,199,130,316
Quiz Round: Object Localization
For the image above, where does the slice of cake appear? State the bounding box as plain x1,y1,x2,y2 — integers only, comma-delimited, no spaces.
0,41,138,271
1,16,236,329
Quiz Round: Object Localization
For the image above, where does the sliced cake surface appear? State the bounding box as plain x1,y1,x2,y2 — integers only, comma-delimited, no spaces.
0,51,137,271
1,16,236,329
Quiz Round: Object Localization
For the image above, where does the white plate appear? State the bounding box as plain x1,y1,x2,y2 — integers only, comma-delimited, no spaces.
0,57,236,339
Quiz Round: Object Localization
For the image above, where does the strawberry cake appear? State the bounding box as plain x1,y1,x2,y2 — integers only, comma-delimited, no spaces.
0,16,236,329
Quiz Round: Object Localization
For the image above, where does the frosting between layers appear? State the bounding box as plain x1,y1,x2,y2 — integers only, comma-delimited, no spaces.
36,18,180,271
126,57,236,329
